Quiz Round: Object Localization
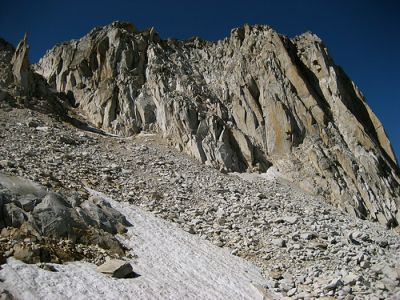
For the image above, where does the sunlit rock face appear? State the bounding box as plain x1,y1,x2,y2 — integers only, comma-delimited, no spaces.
34,21,400,227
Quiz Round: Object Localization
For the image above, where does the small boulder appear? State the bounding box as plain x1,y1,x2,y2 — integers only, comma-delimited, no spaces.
300,232,317,240
271,238,286,247
0,160,13,169
324,278,343,292
25,118,40,128
0,174,46,198
342,273,359,286
256,193,267,200
269,270,283,280
38,263,58,272
96,259,136,278
282,216,298,225
347,231,361,245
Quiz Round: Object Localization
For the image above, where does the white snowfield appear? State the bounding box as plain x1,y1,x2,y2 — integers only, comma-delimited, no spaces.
0,190,273,300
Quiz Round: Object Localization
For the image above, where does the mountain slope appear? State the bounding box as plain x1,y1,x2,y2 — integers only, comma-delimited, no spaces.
33,22,400,227
0,107,399,299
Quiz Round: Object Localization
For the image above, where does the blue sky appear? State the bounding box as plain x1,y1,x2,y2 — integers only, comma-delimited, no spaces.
1,0,399,160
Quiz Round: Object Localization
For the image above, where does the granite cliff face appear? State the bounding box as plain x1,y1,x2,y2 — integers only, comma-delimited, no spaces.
32,21,400,227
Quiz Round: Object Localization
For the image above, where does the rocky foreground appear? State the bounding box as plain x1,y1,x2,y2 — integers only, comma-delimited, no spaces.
1,192,271,300
0,106,399,299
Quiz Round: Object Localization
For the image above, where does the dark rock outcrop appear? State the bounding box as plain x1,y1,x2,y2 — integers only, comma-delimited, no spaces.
0,173,131,262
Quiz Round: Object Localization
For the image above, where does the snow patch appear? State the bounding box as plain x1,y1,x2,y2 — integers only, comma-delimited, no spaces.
0,190,272,299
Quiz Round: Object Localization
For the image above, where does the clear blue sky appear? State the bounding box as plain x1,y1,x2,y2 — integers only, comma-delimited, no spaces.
1,0,399,161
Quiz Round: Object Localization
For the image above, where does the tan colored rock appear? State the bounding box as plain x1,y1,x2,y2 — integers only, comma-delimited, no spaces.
11,33,34,95
13,244,37,263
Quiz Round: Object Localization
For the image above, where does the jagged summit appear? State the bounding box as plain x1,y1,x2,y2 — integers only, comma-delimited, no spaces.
106,21,137,32
3,21,400,228
293,30,323,42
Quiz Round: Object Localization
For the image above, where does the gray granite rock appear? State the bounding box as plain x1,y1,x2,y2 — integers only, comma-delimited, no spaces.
96,259,135,278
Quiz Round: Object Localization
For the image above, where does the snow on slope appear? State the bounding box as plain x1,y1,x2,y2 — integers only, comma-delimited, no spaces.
0,190,273,299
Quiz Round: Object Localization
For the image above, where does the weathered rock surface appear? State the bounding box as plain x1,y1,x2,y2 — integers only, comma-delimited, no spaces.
96,259,136,278
0,173,131,264
10,33,34,95
0,36,68,119
34,22,400,227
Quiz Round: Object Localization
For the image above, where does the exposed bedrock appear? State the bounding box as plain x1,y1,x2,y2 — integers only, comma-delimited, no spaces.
32,22,399,227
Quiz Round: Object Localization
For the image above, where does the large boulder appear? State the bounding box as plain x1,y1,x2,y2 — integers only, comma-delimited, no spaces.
31,192,84,238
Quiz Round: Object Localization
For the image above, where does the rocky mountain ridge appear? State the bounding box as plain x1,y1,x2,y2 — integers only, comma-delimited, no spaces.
30,21,400,228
